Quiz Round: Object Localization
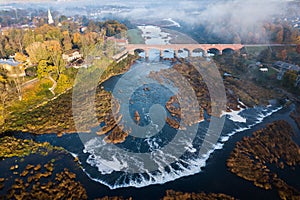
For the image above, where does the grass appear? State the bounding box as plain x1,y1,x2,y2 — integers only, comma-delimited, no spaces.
7,78,53,114
127,29,144,44
244,46,269,56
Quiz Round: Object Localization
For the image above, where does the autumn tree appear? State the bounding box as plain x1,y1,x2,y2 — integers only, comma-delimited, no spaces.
62,31,73,51
14,52,27,63
22,30,36,49
282,70,298,89
44,40,65,74
0,67,9,125
9,65,24,101
25,42,49,64
72,32,81,48
37,60,58,95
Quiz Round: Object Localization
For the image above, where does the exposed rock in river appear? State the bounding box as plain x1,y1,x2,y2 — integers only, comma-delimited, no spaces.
134,111,141,124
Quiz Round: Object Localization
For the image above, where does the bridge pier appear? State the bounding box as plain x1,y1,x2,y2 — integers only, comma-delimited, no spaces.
186,50,190,58
145,50,149,58
174,50,178,58
159,50,163,59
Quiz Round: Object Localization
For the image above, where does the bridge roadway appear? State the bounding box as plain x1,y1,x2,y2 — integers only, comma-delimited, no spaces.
124,43,297,57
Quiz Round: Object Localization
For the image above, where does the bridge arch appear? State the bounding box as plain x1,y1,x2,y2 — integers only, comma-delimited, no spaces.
148,48,162,58
207,48,221,56
177,48,190,57
163,49,176,58
222,48,235,55
192,48,206,57
134,48,146,57
125,44,245,58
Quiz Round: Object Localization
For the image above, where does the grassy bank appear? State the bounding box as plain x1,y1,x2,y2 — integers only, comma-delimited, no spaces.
1,54,138,135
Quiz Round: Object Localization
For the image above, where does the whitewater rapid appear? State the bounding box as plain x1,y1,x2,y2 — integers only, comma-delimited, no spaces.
81,104,283,189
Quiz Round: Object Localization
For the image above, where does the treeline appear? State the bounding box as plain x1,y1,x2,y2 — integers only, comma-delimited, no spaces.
0,19,127,58
0,16,128,126
181,19,300,44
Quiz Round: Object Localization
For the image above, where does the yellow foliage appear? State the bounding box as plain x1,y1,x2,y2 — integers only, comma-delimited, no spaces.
73,32,81,46
14,52,27,63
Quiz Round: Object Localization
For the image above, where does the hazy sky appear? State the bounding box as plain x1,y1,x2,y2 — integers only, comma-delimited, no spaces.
0,0,291,41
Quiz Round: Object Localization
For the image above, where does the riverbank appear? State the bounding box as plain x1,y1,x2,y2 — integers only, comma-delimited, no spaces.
0,54,137,137
0,54,299,199
1,100,297,199
149,58,285,129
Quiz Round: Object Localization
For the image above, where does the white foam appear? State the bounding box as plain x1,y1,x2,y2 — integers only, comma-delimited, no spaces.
221,108,247,123
138,25,171,45
80,105,283,189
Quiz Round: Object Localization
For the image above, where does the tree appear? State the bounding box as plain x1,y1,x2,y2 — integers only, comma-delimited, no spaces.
44,40,65,75
62,31,73,51
22,30,36,49
282,70,297,89
276,29,284,43
9,64,24,101
59,15,68,22
296,44,300,55
0,67,9,125
72,32,81,48
280,49,287,61
14,52,27,63
37,60,58,95
25,42,49,64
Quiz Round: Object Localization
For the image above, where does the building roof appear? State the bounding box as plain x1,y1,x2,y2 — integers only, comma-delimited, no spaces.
63,49,81,56
106,37,128,44
273,61,300,71
0,59,20,67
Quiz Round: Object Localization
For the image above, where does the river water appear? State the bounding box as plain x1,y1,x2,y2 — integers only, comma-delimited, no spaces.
8,75,300,199
2,25,300,199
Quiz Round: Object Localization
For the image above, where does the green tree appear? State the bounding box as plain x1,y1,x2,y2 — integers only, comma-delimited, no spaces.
37,60,58,95
44,40,65,75
282,70,297,89
22,30,36,49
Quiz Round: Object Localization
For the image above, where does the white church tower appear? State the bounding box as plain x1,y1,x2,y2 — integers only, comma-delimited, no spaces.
48,9,54,24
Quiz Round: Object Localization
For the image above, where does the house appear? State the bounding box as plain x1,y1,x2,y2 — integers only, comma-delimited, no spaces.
62,49,83,63
273,61,300,80
0,27,10,36
0,59,26,78
79,26,87,33
259,68,269,72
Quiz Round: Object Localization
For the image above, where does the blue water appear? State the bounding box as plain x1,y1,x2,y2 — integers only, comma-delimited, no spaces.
34,59,288,190
10,99,299,200
6,58,300,199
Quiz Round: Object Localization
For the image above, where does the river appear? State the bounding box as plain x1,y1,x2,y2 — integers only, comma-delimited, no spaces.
1,25,300,199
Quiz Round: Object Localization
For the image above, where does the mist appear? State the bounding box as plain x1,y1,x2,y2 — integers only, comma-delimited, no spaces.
1,0,293,42
196,0,288,42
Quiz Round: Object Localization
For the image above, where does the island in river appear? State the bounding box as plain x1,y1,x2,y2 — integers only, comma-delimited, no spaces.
1,24,300,199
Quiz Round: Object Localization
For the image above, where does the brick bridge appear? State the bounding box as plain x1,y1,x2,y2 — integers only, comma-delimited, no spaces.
125,44,245,57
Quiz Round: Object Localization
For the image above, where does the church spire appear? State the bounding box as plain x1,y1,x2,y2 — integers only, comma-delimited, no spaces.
48,9,54,24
